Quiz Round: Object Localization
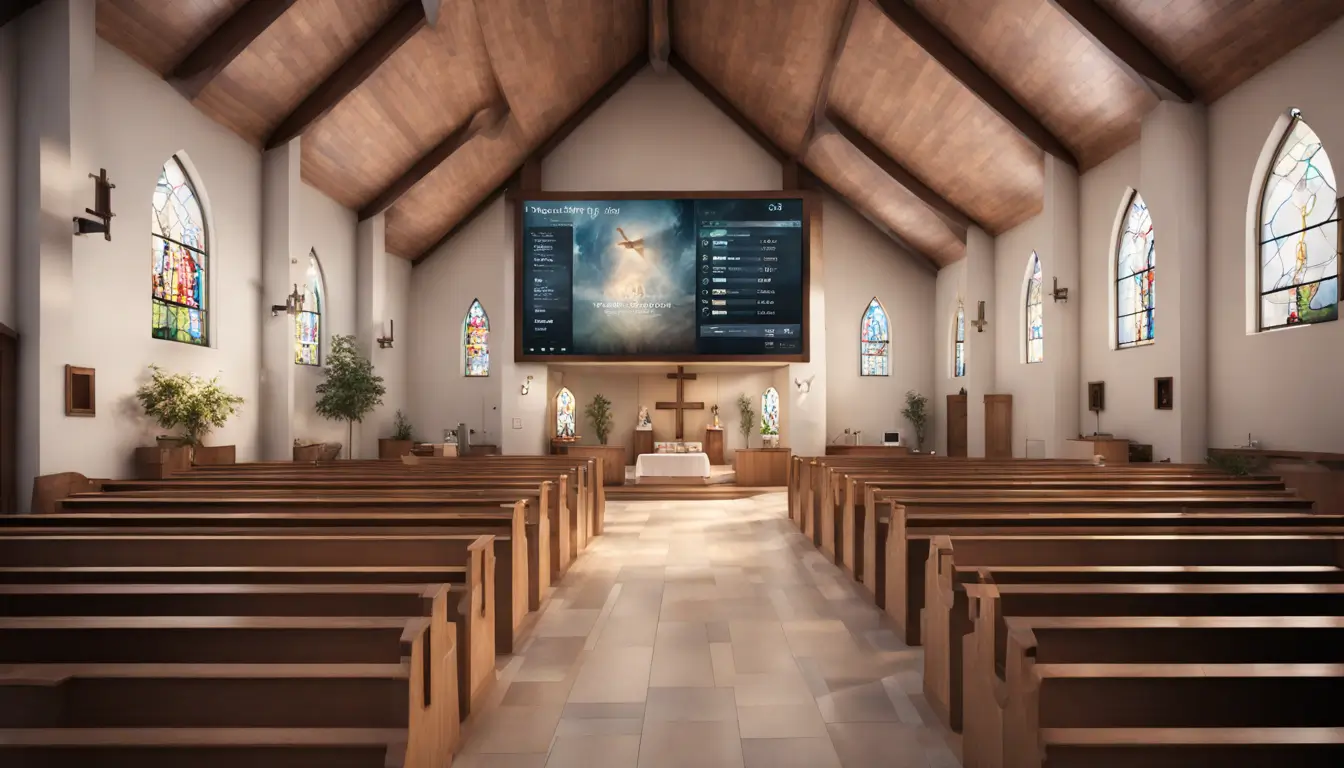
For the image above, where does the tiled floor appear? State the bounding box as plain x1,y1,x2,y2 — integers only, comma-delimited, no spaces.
456,492,962,768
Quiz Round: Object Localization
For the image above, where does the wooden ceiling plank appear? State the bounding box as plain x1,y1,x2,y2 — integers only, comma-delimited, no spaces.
411,177,512,266
1047,0,1195,103
800,166,938,273
0,0,41,29
649,0,670,73
870,0,1077,168
827,111,971,242
668,52,789,162
265,0,427,149
359,102,510,221
803,0,859,152
168,0,299,100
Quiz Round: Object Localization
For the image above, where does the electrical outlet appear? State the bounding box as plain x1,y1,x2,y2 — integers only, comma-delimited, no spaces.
512,418,522,429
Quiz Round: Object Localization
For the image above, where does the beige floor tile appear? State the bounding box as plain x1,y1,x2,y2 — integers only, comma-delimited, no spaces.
637,720,745,768
740,737,842,768
645,686,738,722
595,615,660,649
562,702,646,720
463,703,565,754
567,647,653,703
817,680,900,723
827,723,930,768
554,717,645,736
736,703,829,739
544,734,641,768
501,680,575,707
534,608,602,638
453,754,550,768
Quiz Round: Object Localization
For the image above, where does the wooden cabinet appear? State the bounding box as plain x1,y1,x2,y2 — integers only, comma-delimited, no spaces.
558,444,628,486
946,394,968,457
984,394,1013,459
134,445,192,479
704,429,725,465
735,448,791,486
633,430,655,459
1065,437,1130,464
824,445,909,457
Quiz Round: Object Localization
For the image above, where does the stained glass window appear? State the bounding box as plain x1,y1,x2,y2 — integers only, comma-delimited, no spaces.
555,387,576,438
1116,190,1156,347
1025,252,1044,364
464,299,490,376
860,297,889,376
954,300,966,377
1258,109,1338,330
295,250,324,365
761,387,780,435
152,157,208,345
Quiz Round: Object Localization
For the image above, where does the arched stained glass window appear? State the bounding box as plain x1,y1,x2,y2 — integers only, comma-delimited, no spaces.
954,300,966,377
1025,252,1044,364
860,297,889,376
761,387,780,436
152,156,208,345
295,250,324,365
555,387,576,438
464,299,490,376
1116,190,1156,348
1258,109,1338,330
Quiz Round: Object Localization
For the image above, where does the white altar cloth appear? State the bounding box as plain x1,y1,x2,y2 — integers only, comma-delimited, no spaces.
636,452,712,479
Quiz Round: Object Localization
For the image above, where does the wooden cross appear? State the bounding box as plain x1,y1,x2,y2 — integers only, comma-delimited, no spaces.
656,366,704,440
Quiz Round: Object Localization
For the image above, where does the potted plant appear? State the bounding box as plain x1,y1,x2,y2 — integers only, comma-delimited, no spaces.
585,394,613,445
379,410,415,459
902,389,930,452
736,393,755,450
315,334,386,459
135,365,244,467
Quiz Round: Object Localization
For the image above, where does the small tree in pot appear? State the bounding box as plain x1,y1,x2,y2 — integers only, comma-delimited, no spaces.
585,394,613,445
379,409,414,459
316,335,386,459
901,389,930,452
736,393,755,449
136,365,244,457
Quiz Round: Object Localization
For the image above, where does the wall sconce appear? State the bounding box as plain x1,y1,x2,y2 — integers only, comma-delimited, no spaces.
970,300,989,333
794,375,814,393
376,319,395,349
270,284,305,317
520,375,533,395
1052,277,1069,303
73,168,116,241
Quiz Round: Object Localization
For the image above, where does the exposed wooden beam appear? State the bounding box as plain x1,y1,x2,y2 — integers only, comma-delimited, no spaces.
266,0,426,149
828,112,971,242
1046,0,1194,103
802,0,859,152
800,167,939,273
359,102,509,221
649,0,670,73
669,53,789,161
0,0,40,30
168,0,298,100
871,0,1077,168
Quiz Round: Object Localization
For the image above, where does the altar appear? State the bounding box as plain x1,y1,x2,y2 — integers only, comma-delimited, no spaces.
635,452,712,485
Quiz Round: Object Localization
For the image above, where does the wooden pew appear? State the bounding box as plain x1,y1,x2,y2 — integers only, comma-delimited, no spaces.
0,615,450,768
999,616,1344,768
0,534,498,720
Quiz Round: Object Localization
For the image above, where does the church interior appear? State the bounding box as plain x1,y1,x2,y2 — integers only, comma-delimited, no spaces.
2,0,1344,765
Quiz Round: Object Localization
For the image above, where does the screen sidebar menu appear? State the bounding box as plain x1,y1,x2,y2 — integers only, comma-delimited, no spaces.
695,203,804,355
523,226,574,355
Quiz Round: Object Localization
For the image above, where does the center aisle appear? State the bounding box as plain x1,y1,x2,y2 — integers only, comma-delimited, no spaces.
456,493,961,768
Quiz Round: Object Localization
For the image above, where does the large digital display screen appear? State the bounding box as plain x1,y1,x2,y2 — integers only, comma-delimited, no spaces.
518,196,807,361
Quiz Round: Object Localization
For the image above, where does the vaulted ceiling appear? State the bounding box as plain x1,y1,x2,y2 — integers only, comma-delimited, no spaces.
93,0,1344,267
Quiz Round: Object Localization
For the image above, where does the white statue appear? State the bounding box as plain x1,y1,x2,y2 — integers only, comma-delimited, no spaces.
637,406,653,431
710,404,722,429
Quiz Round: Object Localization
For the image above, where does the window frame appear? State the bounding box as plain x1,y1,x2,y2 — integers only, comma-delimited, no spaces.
555,387,576,438
1025,252,1044,364
295,249,325,366
953,299,966,378
463,298,490,377
1115,190,1156,349
151,155,210,346
859,297,890,377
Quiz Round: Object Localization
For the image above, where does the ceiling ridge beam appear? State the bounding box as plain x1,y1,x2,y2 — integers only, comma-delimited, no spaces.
413,51,650,265
649,0,670,73
802,0,860,152
1046,0,1194,103
359,102,510,221
265,0,427,150
168,0,299,100
871,0,1078,168
827,111,972,242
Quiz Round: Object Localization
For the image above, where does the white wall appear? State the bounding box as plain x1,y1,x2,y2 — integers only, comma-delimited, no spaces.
1208,17,1344,453
293,181,357,446
57,39,262,479
994,214,1054,456
824,195,935,448
0,22,16,329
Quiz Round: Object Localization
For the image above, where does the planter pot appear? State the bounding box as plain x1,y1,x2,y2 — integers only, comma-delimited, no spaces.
193,444,236,466
379,439,414,460
135,444,192,479
761,434,780,449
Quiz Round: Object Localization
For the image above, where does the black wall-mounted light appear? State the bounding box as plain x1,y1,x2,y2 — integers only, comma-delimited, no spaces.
1052,276,1069,303
377,319,395,349
73,168,115,241
970,300,989,333
270,284,305,317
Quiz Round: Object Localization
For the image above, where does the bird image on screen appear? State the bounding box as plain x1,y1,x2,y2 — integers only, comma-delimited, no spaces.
616,227,645,257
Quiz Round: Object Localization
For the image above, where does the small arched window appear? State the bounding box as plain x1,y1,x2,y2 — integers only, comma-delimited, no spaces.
761,387,780,436
295,250,325,365
555,387,576,438
860,297,889,376
1257,108,1338,330
464,299,490,376
1025,252,1044,364
953,300,966,377
151,156,208,345
1116,191,1156,347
